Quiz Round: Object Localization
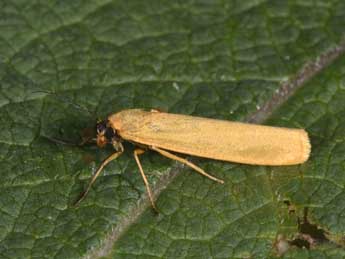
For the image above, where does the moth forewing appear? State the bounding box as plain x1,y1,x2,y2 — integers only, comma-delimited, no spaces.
109,109,311,166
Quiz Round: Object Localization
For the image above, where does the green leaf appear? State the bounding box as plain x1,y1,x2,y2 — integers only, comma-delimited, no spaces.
1,1,345,258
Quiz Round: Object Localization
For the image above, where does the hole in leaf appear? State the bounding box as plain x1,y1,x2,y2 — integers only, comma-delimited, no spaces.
299,208,328,242
289,207,329,249
289,237,310,249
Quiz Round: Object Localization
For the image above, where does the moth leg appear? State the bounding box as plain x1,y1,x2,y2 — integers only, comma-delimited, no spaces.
42,135,96,147
150,146,224,184
74,150,123,206
134,148,159,213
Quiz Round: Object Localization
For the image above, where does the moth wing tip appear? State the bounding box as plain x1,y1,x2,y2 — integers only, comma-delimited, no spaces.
300,130,311,163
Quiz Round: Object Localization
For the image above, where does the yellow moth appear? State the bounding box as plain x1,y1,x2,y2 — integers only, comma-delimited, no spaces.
75,109,311,211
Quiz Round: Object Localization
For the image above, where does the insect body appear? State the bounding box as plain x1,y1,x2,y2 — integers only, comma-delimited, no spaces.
75,109,311,211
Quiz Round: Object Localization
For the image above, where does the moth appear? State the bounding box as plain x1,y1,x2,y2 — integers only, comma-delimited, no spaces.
74,109,310,211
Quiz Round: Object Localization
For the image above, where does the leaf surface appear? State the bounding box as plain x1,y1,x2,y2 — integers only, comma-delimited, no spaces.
0,1,345,258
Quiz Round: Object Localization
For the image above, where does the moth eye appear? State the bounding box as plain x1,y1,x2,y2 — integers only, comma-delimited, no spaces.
96,121,107,133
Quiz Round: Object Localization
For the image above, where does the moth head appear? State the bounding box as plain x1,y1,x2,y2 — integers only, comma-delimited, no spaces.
96,119,117,148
